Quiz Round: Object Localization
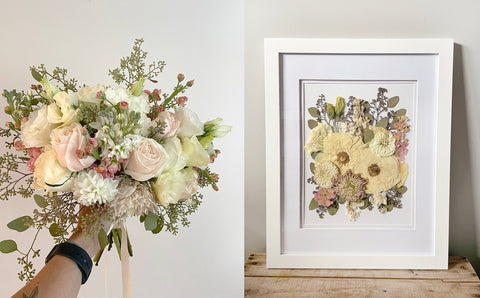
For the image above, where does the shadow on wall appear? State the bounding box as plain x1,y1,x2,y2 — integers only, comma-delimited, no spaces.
449,43,480,274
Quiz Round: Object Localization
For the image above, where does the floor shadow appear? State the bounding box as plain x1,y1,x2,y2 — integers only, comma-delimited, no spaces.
449,43,480,273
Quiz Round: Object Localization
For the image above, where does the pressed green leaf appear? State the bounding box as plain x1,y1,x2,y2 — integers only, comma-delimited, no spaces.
151,217,164,234
98,228,108,250
31,68,43,82
309,198,319,210
395,109,407,116
34,194,48,208
386,204,394,212
310,163,315,174
387,96,399,108
326,103,335,120
327,205,338,215
308,107,319,118
7,216,33,232
311,152,319,160
359,198,370,210
397,186,407,194
362,130,374,143
377,117,388,129
49,223,62,237
334,96,344,116
307,120,317,129
144,212,157,231
0,240,17,253
338,196,346,204
365,113,374,124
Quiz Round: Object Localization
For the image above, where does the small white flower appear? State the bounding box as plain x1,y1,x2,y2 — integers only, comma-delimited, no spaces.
372,192,387,205
73,170,119,206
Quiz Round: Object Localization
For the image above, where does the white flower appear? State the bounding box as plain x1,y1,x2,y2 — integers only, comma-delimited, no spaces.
372,192,387,205
104,87,150,114
47,91,79,126
181,136,210,167
152,167,198,207
163,137,187,172
369,127,396,157
106,135,137,160
175,107,204,137
33,145,73,192
346,201,362,222
304,123,333,154
313,158,339,188
77,84,106,107
21,105,58,148
73,170,119,206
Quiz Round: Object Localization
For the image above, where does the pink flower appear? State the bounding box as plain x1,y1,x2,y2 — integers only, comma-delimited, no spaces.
119,101,129,110
395,140,409,162
26,147,42,172
314,188,336,207
14,140,25,151
124,137,168,181
153,111,180,138
51,123,96,172
89,138,98,148
176,96,188,107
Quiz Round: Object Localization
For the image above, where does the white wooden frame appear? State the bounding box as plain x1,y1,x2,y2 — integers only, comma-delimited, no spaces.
265,39,453,269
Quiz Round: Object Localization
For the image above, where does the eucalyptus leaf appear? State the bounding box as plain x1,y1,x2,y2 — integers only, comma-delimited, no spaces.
98,228,108,250
307,120,318,129
338,196,346,204
363,130,374,143
395,109,407,116
34,194,48,208
308,107,319,117
144,212,157,231
377,117,388,129
327,103,335,120
152,217,164,234
397,185,407,194
7,216,33,232
139,214,146,223
327,205,338,215
310,163,315,174
386,204,394,212
387,96,399,108
359,198,370,210
0,240,17,253
49,223,62,237
309,198,319,210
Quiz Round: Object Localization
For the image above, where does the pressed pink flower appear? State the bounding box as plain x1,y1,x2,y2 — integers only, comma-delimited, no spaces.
333,171,367,202
314,188,336,207
395,139,409,162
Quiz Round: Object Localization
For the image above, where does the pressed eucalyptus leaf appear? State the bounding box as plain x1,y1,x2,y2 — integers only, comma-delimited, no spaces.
308,107,319,117
363,130,374,143
387,96,399,108
386,204,394,212
307,119,318,129
327,205,338,215
338,196,346,204
395,109,407,116
310,163,315,174
397,186,407,194
309,198,319,210
377,117,388,129
365,113,374,124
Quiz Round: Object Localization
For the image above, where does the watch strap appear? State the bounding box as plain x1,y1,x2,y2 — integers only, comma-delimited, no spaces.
45,242,93,284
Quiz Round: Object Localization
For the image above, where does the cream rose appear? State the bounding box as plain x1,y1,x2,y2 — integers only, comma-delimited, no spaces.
51,123,96,172
47,90,79,126
154,111,180,138
124,137,168,181
21,105,58,148
33,145,73,192
163,137,187,172
175,107,204,137
181,136,210,167
152,167,199,207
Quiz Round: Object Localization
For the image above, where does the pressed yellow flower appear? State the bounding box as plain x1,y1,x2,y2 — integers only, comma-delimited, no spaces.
396,162,408,187
313,158,339,188
321,133,366,173
351,148,400,194
304,123,333,154
369,126,396,157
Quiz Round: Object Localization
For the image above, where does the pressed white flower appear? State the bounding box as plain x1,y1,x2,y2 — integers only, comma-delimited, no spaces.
346,201,363,222
73,170,119,206
313,159,339,188
372,192,387,205
369,127,396,157
304,123,332,154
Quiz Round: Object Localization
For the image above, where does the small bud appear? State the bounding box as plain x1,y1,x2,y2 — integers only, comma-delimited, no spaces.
177,73,185,82
186,80,194,87
119,101,129,110
96,91,104,99
21,117,29,125
176,96,188,107
89,138,98,148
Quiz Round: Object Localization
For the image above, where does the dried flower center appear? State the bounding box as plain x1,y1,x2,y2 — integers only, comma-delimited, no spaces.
368,164,381,177
336,151,350,165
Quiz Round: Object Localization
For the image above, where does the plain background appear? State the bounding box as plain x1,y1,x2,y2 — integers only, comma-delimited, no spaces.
0,0,244,297
245,0,480,273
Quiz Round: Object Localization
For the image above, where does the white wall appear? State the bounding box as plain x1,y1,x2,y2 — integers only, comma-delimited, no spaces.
0,1,244,297
245,0,480,272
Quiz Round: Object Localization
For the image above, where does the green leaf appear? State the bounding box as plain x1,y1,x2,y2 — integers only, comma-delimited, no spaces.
386,204,394,212
338,196,346,204
395,109,407,116
397,186,407,194
309,198,319,210
0,240,17,253
31,68,43,82
139,215,146,223
144,212,157,231
327,205,338,215
49,223,62,237
308,107,319,118
310,163,315,174
307,120,318,129
387,96,399,108
362,130,374,143
326,103,335,120
130,77,145,96
98,228,108,250
359,198,370,210
311,152,319,160
377,117,388,129
334,97,344,116
365,113,374,124
151,217,164,234
34,194,48,208
7,216,33,232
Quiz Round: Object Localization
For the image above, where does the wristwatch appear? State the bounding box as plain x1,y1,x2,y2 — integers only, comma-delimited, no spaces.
45,241,93,284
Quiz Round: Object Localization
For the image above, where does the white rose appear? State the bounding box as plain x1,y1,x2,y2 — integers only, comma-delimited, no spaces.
47,90,79,126
33,145,73,192
175,107,204,136
105,87,150,114
181,136,210,167
77,84,106,107
152,167,198,207
163,137,187,172
21,105,58,148
124,137,168,181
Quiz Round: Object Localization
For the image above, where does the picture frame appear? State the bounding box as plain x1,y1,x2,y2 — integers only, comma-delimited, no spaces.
265,38,453,269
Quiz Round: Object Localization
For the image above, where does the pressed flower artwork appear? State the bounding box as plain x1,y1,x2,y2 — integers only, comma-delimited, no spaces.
304,86,411,222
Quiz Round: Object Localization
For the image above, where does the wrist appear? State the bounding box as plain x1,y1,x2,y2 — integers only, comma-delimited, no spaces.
69,231,100,258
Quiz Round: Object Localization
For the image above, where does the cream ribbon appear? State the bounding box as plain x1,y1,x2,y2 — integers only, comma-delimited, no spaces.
121,223,132,298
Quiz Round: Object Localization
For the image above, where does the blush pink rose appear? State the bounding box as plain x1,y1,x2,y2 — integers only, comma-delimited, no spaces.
154,111,180,138
124,137,168,181
51,123,96,172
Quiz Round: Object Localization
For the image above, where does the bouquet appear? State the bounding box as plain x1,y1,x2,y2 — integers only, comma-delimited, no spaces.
305,87,409,221
0,39,231,281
